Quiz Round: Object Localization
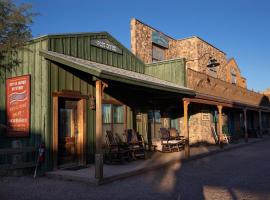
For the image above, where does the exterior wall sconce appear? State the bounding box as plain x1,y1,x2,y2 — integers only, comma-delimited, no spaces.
207,57,220,68
89,95,96,110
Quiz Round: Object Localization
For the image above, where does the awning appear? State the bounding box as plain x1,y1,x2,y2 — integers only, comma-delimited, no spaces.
39,50,195,95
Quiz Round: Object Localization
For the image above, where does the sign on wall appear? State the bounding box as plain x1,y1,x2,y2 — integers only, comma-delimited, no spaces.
6,75,30,137
201,111,210,121
152,31,169,48
90,39,123,54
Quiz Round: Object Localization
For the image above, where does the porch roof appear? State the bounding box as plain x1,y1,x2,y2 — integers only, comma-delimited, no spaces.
40,50,195,95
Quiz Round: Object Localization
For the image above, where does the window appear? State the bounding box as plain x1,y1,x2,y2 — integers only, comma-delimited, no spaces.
152,45,165,62
231,68,237,84
102,104,124,124
148,110,161,123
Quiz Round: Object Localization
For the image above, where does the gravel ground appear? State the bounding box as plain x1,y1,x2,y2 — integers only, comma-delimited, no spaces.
1,140,270,200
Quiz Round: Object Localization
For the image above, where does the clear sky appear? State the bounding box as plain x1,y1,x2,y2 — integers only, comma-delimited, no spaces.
15,0,270,92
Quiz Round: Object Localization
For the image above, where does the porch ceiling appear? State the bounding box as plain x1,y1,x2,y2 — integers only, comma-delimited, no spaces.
39,50,195,96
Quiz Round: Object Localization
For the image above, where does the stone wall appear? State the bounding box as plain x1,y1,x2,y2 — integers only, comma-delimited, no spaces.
225,59,247,88
130,18,247,88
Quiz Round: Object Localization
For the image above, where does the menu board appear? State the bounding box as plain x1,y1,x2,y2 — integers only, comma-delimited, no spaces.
6,75,30,137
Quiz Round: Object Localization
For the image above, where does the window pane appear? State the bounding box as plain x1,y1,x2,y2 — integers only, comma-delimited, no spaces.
154,110,161,123
102,104,112,123
113,105,123,123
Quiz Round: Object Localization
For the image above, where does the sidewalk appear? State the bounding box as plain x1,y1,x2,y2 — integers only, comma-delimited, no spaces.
46,135,270,185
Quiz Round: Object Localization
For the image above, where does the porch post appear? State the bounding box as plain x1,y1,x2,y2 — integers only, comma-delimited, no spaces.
243,108,248,142
259,110,263,138
95,80,103,181
217,105,224,148
183,100,190,158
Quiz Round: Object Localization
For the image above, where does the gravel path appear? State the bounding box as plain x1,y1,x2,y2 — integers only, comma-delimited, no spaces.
1,140,270,200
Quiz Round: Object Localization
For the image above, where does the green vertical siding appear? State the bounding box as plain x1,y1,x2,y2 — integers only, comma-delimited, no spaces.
0,39,49,154
48,33,145,74
145,59,186,86
48,61,97,164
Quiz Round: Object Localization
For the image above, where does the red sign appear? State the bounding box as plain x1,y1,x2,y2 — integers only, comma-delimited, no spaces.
6,75,30,137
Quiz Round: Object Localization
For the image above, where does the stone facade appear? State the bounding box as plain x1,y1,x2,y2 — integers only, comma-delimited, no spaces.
130,18,247,88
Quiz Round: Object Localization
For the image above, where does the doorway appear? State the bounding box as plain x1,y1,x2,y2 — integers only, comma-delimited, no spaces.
52,92,87,169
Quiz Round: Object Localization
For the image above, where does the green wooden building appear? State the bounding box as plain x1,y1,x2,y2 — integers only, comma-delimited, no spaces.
0,32,194,173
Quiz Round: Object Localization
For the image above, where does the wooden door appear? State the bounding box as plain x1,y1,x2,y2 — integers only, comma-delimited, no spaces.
58,98,79,166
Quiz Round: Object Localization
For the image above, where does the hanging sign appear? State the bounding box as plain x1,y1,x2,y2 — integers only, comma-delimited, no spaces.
152,31,169,48
6,75,31,137
91,39,123,54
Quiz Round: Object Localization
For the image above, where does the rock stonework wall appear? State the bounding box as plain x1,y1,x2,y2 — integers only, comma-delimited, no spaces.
225,59,247,88
130,18,247,88
131,19,153,63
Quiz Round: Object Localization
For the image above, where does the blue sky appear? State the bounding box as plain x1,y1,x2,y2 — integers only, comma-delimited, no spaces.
15,0,270,92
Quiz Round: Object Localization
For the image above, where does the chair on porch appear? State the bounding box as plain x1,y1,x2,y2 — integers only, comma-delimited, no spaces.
105,130,131,163
124,129,146,159
160,128,184,152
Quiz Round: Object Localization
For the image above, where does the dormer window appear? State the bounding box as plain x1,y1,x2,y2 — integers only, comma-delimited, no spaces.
231,68,237,85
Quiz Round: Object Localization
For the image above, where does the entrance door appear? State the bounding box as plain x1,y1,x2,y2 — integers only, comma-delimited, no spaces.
58,98,79,166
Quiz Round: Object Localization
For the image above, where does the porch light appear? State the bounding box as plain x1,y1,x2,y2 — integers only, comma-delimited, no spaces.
90,95,96,110
207,57,220,68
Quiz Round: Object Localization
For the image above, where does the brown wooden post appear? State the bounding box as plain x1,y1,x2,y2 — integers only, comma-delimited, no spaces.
217,105,224,148
259,110,263,138
183,100,190,158
243,108,248,142
95,80,103,181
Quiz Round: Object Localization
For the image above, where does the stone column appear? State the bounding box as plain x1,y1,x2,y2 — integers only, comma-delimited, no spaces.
95,80,103,181
243,108,248,142
183,100,190,158
217,105,224,148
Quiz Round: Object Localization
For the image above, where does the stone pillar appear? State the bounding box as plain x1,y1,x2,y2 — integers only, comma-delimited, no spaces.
243,108,248,142
95,80,103,181
183,100,190,158
217,105,224,148
259,110,263,138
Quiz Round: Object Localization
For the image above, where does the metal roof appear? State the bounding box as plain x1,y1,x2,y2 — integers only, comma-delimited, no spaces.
40,50,195,95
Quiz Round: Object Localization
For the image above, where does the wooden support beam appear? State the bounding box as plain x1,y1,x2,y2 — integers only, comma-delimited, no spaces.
183,100,190,158
259,110,263,138
95,80,103,180
243,108,248,142
217,105,224,148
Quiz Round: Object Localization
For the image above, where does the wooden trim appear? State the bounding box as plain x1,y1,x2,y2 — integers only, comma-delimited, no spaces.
77,99,87,165
217,105,224,147
183,100,190,158
95,80,102,154
52,91,87,169
52,91,89,99
184,97,233,108
102,99,123,105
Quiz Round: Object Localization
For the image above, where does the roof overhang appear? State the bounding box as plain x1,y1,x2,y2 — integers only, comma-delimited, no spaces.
39,50,195,96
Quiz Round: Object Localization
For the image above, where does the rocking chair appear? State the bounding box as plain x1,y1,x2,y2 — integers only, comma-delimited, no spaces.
105,130,131,163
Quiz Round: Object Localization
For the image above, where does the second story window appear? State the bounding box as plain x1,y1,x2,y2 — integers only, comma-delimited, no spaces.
152,45,165,62
231,68,237,85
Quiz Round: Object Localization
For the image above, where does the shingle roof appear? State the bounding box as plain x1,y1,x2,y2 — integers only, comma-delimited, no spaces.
40,50,194,95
